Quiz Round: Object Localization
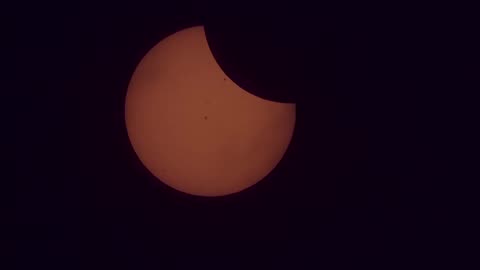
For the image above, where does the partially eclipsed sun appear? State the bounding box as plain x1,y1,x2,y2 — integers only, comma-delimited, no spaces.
125,26,296,196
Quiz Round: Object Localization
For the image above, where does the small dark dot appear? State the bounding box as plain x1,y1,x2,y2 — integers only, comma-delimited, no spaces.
223,78,226,81
204,116,208,120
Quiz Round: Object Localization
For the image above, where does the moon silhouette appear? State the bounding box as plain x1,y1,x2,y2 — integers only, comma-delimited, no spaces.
125,26,296,196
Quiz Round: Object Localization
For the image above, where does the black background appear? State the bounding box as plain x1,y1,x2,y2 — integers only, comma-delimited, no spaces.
15,2,444,269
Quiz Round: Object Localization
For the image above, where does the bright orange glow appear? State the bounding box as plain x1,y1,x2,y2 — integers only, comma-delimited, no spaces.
125,26,296,196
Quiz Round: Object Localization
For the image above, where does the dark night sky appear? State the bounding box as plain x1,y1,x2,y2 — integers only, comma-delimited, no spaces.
15,2,446,269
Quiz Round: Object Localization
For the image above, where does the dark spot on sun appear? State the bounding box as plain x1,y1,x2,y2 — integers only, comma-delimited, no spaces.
204,116,208,120
223,78,226,81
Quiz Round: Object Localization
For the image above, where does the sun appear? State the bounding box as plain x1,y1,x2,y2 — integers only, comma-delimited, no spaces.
125,26,296,196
